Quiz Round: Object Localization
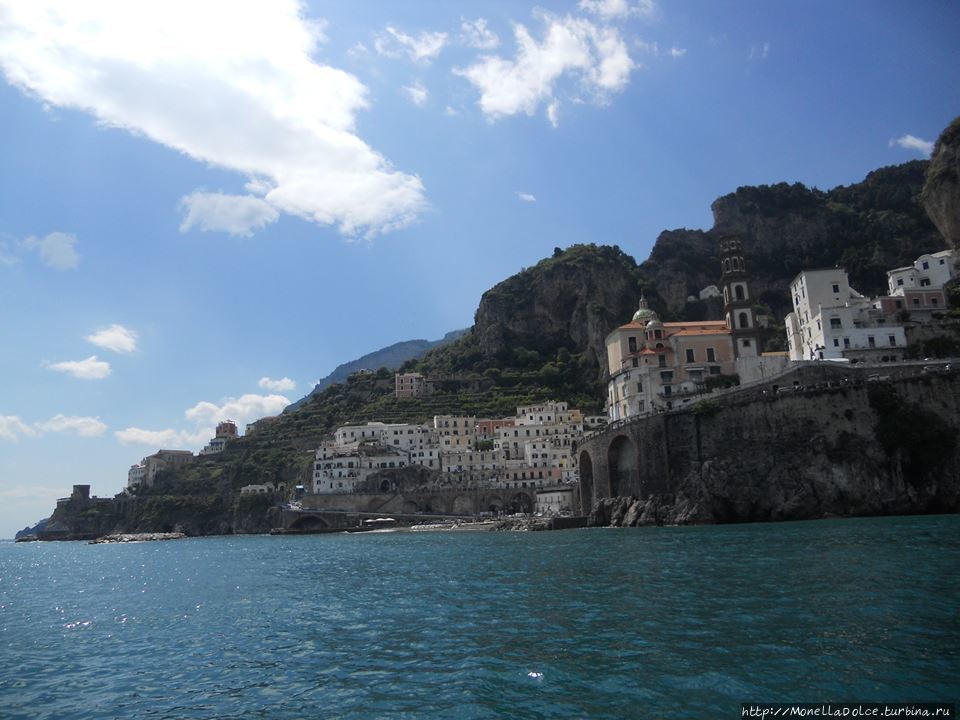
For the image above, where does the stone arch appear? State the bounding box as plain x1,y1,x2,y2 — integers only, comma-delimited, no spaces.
738,311,750,329
486,495,504,513
401,500,420,514
607,434,638,497
424,496,444,513
579,450,595,514
734,283,745,300
289,515,329,531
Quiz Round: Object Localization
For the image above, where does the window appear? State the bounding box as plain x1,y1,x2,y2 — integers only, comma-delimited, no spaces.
913,298,920,306
833,338,839,347
664,385,672,396
932,297,939,306
738,311,749,328
743,339,751,347
628,336,637,352
830,317,842,329
888,335,896,347
660,371,673,382
817,319,821,330
920,278,931,287
832,283,840,293
897,278,904,286
735,284,745,300
868,336,875,348
895,300,903,309
685,348,695,363
710,366,721,375
706,348,716,362
654,329,663,339
922,261,929,270
844,338,850,348
636,382,643,393
658,354,667,368
632,357,639,367
939,259,945,265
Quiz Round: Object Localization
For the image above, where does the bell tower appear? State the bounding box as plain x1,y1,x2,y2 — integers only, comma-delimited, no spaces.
718,234,760,358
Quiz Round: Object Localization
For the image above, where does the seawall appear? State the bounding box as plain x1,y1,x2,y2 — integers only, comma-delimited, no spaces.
579,363,960,526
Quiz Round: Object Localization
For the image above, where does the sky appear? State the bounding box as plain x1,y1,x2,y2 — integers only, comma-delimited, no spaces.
0,0,958,537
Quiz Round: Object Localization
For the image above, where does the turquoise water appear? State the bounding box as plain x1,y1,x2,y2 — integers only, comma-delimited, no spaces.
2,515,958,719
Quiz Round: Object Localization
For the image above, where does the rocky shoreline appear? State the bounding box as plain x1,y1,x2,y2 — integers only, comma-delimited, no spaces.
89,532,187,544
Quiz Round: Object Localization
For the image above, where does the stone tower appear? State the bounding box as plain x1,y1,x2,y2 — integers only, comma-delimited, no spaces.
718,234,760,358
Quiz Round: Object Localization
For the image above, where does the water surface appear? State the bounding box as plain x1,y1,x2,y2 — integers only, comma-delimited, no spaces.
2,515,957,718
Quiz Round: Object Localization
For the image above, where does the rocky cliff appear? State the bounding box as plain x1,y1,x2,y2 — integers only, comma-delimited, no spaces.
922,116,960,248
473,244,642,381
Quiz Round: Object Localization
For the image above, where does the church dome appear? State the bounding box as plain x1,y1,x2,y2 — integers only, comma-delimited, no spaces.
632,296,658,324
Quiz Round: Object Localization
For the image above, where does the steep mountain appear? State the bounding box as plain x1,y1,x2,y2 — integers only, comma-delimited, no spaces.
42,148,957,536
922,116,960,248
286,329,467,411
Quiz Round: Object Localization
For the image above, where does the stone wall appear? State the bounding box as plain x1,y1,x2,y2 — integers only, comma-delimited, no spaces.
580,364,960,525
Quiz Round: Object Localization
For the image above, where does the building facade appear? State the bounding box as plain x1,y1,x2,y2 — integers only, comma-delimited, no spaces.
605,298,736,420
785,269,908,362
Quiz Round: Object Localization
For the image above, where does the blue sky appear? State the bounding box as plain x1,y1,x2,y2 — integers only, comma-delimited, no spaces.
0,0,957,537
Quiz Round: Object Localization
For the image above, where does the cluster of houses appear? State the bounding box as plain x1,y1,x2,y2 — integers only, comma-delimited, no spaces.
605,242,956,421
311,401,605,514
122,239,956,515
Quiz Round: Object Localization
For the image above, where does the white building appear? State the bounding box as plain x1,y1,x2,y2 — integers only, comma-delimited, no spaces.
313,444,408,493
433,415,476,450
127,463,146,490
535,486,576,515
785,269,907,362
887,250,956,295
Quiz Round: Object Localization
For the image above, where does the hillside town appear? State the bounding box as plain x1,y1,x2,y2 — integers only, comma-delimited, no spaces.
116,240,958,521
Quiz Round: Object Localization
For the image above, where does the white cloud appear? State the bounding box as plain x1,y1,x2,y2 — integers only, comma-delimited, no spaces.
890,134,934,157
35,414,107,437
0,239,20,266
47,355,111,380
114,426,210,448
179,191,280,237
578,0,657,20
749,42,770,60
0,415,36,442
21,232,80,270
258,376,296,392
444,105,460,117
546,100,560,128
115,390,289,450
85,324,138,353
0,2,426,238
461,18,499,49
374,26,448,63
185,393,290,427
455,13,634,125
402,82,429,106
668,46,686,58
517,192,537,203
635,39,659,56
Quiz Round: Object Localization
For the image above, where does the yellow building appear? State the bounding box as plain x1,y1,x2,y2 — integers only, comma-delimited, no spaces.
605,298,736,419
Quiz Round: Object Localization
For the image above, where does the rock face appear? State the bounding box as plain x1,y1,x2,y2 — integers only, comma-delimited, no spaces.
473,244,641,380
922,116,960,248
582,368,960,527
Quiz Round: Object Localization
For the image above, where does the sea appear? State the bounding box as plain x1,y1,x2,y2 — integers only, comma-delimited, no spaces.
1,515,958,719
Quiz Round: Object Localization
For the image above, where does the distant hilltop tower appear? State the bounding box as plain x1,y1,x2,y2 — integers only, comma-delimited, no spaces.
718,234,761,358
